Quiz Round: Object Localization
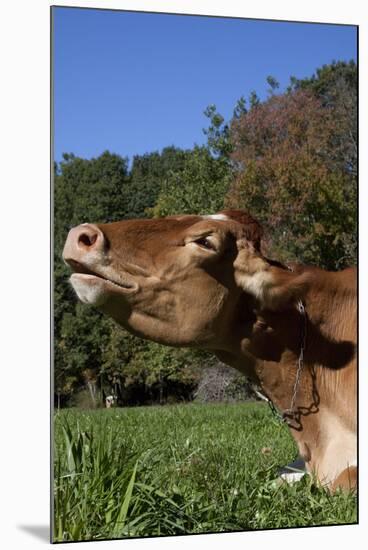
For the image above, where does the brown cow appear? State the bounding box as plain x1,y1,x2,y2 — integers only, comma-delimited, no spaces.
62,210,357,492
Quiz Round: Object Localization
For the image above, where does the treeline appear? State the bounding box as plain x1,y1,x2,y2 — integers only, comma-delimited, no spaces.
54,60,357,408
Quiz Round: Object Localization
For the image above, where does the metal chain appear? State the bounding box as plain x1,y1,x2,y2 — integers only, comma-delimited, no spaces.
282,299,307,420
250,299,308,425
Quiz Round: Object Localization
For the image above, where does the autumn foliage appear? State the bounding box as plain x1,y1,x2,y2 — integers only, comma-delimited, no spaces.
226,84,356,269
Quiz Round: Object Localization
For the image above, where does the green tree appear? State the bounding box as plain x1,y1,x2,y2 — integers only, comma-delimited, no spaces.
124,147,192,218
152,104,234,218
266,75,280,95
100,322,203,405
203,104,233,158
151,145,231,217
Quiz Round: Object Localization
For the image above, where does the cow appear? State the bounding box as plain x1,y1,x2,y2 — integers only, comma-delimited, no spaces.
62,210,357,492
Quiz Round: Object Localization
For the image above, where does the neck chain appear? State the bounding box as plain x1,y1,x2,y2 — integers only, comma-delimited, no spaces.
251,298,308,426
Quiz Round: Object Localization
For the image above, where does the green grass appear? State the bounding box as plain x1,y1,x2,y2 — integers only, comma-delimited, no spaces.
53,402,357,542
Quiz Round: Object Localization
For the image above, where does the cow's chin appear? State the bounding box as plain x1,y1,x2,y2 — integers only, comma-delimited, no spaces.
70,273,138,306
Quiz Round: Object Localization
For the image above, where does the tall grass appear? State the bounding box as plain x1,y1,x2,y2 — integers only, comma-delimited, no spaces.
53,402,357,542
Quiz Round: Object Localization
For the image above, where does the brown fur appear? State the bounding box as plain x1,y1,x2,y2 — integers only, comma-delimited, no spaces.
63,210,357,491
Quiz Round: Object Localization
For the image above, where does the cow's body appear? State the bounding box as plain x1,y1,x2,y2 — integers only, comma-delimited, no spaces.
63,210,357,491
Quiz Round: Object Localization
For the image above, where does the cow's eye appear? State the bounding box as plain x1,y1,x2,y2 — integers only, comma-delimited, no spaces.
194,237,216,251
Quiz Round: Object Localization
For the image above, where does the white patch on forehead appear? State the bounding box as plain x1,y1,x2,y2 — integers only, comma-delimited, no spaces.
202,214,229,221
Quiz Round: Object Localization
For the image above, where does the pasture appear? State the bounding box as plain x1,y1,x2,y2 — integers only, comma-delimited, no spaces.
53,402,357,542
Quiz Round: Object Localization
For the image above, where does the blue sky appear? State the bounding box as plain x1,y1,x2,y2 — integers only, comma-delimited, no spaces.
53,8,357,164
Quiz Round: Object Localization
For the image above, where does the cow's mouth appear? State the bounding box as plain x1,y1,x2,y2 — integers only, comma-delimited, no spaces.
66,259,138,293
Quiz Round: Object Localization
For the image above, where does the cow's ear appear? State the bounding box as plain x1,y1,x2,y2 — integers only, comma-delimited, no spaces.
233,241,311,310
219,210,263,251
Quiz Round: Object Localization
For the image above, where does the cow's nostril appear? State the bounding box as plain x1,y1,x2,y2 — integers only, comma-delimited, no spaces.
63,223,105,265
78,232,98,248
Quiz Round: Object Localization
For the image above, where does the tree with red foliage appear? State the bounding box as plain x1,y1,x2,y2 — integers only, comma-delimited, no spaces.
226,85,356,270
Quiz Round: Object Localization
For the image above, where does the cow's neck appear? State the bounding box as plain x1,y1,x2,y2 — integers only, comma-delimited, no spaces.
252,282,355,415
219,280,356,473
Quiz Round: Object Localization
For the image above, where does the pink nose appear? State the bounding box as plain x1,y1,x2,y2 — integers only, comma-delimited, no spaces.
62,223,106,266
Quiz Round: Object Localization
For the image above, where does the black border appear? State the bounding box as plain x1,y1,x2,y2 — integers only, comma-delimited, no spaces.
50,4,359,545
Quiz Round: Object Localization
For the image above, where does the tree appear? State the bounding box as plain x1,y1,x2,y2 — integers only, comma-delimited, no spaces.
266,75,280,95
227,86,356,269
100,323,203,405
151,146,231,218
151,104,235,218
124,147,192,219
288,60,357,177
203,104,233,158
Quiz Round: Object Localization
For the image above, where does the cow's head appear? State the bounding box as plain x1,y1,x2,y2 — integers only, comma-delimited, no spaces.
62,211,310,350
